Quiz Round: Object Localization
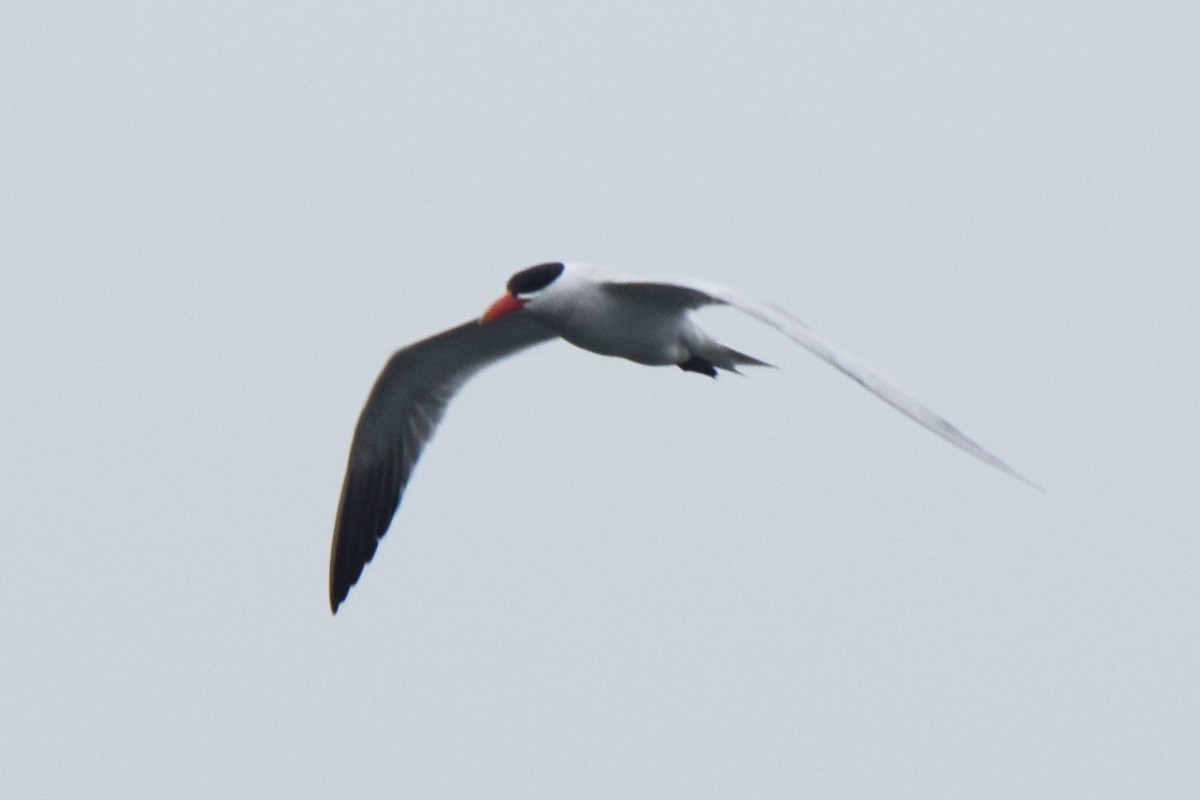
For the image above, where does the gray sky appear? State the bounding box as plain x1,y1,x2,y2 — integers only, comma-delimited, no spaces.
3,2,1198,797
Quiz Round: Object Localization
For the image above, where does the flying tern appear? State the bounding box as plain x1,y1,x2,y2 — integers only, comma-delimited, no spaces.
329,261,1037,612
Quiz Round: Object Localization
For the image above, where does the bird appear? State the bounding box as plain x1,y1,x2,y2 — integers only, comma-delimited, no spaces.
328,261,1038,613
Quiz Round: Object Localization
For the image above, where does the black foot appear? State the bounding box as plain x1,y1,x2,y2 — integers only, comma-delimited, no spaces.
678,355,718,378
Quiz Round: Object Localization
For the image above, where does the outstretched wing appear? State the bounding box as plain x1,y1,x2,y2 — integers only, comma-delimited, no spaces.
330,313,558,613
605,276,1041,490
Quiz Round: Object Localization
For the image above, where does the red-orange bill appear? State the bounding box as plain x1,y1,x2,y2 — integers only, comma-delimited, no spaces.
480,293,526,323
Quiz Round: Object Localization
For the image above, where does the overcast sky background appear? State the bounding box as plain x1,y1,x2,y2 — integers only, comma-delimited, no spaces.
3,3,1198,797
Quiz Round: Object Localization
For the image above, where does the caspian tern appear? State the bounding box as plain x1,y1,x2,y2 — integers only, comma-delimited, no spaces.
329,262,1037,612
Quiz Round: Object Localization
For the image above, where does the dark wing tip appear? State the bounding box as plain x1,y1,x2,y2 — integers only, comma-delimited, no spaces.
329,546,359,613
328,458,402,615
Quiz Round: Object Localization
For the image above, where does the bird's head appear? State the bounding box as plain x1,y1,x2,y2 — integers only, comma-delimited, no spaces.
480,261,571,322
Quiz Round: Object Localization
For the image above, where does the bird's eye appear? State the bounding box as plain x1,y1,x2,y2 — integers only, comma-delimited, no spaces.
506,262,565,297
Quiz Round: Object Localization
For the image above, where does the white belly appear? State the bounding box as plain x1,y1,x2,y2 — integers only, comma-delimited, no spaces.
543,294,695,366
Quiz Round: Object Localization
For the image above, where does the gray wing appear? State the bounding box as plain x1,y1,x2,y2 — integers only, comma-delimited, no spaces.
329,313,558,613
605,276,1041,490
